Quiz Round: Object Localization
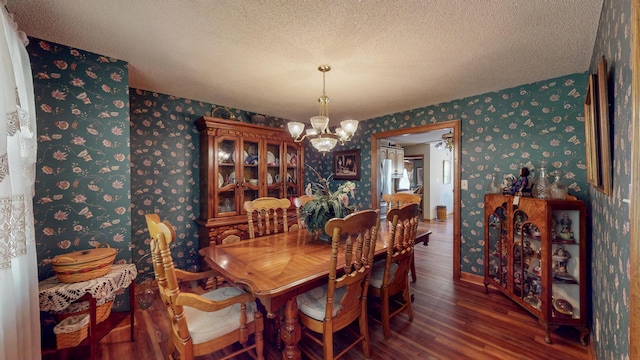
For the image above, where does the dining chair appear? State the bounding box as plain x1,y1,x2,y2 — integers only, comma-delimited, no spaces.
144,214,264,360
292,194,316,230
244,197,292,238
219,228,243,245
296,209,380,360
382,192,421,212
382,192,422,282
368,203,420,339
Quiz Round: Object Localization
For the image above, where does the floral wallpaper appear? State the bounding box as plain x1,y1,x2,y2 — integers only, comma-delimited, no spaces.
129,90,210,280
129,90,290,283
587,0,632,358
28,39,131,282
26,1,633,354
336,74,589,273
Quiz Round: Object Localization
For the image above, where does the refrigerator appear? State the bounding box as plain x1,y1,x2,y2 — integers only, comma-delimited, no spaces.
379,158,394,217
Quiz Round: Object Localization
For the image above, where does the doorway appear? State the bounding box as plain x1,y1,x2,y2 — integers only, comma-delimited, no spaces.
371,120,461,279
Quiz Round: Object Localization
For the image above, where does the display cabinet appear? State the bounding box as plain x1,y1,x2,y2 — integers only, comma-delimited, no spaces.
484,194,588,345
195,116,304,248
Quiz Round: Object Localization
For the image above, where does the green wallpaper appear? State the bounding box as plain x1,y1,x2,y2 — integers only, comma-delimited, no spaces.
28,39,131,281
587,0,632,358
129,91,211,279
331,74,589,277
129,90,291,282
27,2,633,353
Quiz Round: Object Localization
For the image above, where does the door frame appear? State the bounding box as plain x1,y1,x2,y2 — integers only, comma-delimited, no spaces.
630,0,639,356
371,120,461,279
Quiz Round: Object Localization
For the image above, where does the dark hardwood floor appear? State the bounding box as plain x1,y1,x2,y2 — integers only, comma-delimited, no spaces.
51,217,592,359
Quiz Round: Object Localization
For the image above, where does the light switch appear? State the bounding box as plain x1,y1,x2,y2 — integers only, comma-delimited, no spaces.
461,180,468,190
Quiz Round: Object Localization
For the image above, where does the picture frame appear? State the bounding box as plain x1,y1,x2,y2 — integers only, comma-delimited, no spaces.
596,56,612,195
443,160,451,185
584,73,600,186
417,167,423,186
333,149,361,181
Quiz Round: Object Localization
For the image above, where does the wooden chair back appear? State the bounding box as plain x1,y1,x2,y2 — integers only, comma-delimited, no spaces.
219,228,243,245
244,197,291,238
144,214,264,360
298,209,380,359
382,192,421,213
292,195,316,230
145,214,172,305
369,203,420,339
382,192,422,282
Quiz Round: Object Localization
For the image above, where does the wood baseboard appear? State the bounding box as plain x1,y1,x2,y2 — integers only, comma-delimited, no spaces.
460,272,484,286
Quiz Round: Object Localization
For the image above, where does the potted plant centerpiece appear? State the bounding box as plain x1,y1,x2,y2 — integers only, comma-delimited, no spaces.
302,165,356,242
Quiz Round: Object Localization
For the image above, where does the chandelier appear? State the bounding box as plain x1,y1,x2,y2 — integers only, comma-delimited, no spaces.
287,65,359,154
434,131,454,152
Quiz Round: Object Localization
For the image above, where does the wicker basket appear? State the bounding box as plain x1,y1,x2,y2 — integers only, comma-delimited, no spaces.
54,314,89,349
56,298,114,324
52,244,116,283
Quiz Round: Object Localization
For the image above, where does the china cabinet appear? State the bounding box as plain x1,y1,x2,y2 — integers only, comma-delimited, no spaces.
195,117,304,248
483,194,588,345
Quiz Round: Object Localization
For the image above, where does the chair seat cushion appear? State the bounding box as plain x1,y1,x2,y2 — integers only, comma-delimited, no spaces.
184,286,256,344
297,284,347,321
369,259,398,288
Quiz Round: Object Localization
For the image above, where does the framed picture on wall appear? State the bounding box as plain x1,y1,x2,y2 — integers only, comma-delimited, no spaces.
333,149,361,180
596,56,612,195
417,167,423,186
584,73,600,186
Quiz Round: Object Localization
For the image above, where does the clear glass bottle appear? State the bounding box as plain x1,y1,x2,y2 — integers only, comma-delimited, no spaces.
533,161,551,199
549,170,568,199
487,173,502,194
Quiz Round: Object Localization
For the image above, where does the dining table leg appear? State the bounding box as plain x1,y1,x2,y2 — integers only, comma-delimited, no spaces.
281,297,301,360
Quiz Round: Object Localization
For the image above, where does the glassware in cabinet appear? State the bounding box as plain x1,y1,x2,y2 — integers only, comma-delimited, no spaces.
215,137,238,216
265,141,283,199
284,142,303,199
514,214,543,313
550,209,581,321
240,139,261,211
484,194,510,291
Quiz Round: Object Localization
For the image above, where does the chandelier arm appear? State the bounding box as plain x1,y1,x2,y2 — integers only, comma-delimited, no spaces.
292,131,340,143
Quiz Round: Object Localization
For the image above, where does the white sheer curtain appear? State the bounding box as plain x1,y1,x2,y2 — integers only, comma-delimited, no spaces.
0,2,40,360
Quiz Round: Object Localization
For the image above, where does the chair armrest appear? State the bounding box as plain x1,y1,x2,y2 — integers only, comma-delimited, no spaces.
175,291,255,312
174,268,219,282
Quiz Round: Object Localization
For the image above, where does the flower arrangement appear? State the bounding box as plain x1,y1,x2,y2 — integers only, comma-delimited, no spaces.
302,165,356,237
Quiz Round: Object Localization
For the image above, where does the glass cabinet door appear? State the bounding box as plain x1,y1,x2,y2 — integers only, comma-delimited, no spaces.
487,203,508,289
240,139,261,212
215,136,238,216
550,209,581,321
265,141,283,199
513,208,542,314
284,143,301,199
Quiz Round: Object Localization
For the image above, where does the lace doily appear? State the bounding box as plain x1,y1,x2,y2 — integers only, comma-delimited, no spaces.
39,263,137,312
52,294,116,316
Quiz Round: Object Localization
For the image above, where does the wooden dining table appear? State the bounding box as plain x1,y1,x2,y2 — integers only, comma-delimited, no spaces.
199,222,431,360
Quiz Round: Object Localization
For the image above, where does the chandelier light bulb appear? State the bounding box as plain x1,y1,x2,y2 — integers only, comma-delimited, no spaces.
287,122,305,140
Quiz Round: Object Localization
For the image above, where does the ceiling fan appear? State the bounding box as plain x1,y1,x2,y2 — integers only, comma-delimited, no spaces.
432,131,454,151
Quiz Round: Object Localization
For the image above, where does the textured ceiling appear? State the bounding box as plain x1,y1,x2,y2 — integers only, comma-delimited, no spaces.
6,0,603,126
